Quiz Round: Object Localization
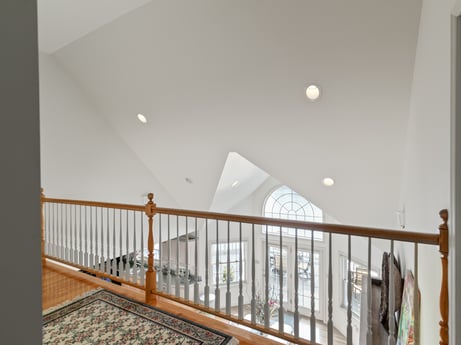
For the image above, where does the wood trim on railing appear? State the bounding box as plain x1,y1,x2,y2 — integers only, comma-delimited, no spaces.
438,209,449,345
42,196,440,245
156,207,440,245
42,197,144,212
44,255,145,290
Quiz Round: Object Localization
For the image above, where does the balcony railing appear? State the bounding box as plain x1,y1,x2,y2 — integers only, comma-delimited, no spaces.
40,190,449,345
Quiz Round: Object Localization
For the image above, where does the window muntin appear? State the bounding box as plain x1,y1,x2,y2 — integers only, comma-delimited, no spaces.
211,241,246,285
268,246,288,304
263,185,323,240
297,250,320,311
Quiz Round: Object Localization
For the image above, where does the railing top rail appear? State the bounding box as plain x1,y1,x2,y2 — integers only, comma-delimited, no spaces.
42,197,144,212
157,207,440,246
41,196,440,246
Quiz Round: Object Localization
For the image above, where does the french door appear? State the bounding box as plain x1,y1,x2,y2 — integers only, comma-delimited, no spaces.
267,243,324,320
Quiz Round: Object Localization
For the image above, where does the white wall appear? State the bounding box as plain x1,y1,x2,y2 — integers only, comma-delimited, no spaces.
39,53,177,207
399,0,455,344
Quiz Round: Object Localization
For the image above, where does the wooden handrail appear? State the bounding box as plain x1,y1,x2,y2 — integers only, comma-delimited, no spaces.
42,197,144,212
156,207,440,245
41,195,440,245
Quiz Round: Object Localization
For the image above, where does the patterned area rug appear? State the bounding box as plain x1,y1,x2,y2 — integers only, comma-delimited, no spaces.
43,289,239,345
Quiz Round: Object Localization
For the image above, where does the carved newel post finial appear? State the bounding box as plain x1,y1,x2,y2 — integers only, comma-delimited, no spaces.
439,209,448,225
145,193,155,216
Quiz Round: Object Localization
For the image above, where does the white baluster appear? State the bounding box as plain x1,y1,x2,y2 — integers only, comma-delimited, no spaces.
204,219,209,307
167,215,171,294
185,217,189,300
112,210,116,278
238,222,244,320
95,207,99,271
176,215,180,298
106,208,110,275
84,206,88,267
158,214,163,290
264,225,270,328
294,228,299,338
226,221,231,315
347,235,352,345
328,232,333,345
194,218,199,304
367,237,372,345
79,205,83,266
140,212,145,285
214,219,220,311
278,226,284,333
250,224,256,324
125,210,129,281
311,230,316,344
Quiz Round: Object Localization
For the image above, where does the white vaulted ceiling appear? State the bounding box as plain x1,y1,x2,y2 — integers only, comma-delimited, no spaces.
37,0,153,54
37,0,422,227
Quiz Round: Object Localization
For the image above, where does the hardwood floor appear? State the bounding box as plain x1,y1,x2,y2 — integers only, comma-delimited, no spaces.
43,260,286,345
42,262,100,310
42,259,346,345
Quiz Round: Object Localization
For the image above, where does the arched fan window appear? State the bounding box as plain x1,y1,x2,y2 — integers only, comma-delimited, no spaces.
263,185,323,240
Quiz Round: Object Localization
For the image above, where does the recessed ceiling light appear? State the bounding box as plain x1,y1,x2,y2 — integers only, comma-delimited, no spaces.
137,113,147,124
231,180,240,188
305,84,321,101
322,177,334,186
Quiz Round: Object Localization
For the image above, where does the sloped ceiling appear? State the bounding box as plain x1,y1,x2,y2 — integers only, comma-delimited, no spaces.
210,152,270,213
37,0,152,54
37,0,422,227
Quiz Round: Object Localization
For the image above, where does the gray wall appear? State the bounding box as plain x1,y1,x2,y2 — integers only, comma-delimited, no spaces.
0,1,42,344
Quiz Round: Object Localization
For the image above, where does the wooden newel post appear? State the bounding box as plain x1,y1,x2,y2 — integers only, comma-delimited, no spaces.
145,193,157,303
41,188,45,265
438,209,449,345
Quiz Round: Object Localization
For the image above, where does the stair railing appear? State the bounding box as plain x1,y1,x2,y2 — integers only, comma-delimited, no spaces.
40,190,449,345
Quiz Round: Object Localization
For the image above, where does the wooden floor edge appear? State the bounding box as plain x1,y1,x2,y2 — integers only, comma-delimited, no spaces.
44,259,145,299
42,259,288,345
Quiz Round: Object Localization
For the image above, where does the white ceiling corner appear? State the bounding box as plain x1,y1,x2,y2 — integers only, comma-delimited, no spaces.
210,152,270,213
37,0,152,54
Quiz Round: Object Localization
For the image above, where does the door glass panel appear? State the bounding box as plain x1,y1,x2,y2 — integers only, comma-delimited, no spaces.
268,246,288,307
297,250,320,311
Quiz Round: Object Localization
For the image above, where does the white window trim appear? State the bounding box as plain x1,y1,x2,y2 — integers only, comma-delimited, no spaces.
210,240,247,286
